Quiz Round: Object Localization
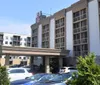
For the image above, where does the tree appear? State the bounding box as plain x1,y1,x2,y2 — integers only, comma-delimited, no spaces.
0,66,10,85
69,53,100,85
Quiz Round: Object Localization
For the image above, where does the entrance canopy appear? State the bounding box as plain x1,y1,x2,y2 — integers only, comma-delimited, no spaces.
1,46,69,56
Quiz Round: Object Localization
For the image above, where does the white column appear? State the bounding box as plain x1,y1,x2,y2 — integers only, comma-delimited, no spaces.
38,24,42,48
88,0,100,55
45,56,50,73
66,10,73,57
50,18,55,48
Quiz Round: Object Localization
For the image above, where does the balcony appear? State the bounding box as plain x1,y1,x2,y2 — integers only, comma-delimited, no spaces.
0,36,3,40
73,28,80,33
13,38,20,42
81,38,87,44
74,51,81,57
81,50,88,56
73,16,80,22
74,39,80,45
81,14,87,19
81,26,87,32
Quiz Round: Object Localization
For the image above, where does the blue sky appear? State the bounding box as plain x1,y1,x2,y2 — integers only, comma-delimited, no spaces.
0,0,79,35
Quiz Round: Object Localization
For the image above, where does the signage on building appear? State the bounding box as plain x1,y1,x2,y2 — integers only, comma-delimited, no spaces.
36,11,43,23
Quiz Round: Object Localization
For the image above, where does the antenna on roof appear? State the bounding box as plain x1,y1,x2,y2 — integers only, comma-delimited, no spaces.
50,8,52,16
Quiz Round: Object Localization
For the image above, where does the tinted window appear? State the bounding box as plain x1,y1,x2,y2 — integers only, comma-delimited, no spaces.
68,67,77,70
61,68,66,69
50,73,71,82
29,74,46,80
9,69,25,73
39,74,56,82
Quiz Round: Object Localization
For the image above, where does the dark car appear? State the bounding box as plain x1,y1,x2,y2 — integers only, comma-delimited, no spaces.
33,73,72,85
10,73,47,85
24,74,56,85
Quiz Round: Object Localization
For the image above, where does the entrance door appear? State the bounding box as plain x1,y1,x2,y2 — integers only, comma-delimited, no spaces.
49,58,59,73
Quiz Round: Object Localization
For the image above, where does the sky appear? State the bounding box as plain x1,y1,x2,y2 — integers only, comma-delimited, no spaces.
0,0,79,35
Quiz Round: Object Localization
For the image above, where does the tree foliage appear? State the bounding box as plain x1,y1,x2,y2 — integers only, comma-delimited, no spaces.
69,53,100,85
0,66,10,85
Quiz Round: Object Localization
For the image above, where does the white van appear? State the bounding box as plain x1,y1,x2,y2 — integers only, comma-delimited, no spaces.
59,67,77,73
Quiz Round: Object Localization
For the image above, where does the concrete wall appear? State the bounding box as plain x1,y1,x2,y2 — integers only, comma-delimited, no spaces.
38,24,42,48
50,18,55,48
0,58,5,66
20,35,28,47
3,33,13,46
66,11,73,57
88,0,100,55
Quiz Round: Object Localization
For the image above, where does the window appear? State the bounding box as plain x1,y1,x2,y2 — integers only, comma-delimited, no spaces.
20,43,22,45
9,57,12,59
24,38,26,41
81,20,87,27
10,37,13,40
10,42,12,45
23,57,26,60
20,61,27,65
6,36,8,39
24,43,26,46
5,41,8,44
9,61,13,65
81,32,87,38
19,57,21,59
20,38,22,41
9,69,25,73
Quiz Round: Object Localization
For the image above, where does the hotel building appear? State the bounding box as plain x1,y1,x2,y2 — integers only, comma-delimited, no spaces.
31,0,100,66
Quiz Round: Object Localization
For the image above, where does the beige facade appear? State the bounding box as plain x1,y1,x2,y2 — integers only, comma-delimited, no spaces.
0,58,5,66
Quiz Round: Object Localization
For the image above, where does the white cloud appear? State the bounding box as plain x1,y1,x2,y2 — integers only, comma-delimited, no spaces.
0,17,31,35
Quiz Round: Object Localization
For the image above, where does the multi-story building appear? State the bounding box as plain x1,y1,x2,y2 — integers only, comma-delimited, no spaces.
0,32,31,66
31,0,100,67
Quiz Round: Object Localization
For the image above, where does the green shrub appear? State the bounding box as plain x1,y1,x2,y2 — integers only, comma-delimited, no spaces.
0,66,10,85
68,53,100,85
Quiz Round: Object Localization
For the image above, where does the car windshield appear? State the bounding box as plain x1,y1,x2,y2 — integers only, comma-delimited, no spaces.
39,74,56,82
28,74,46,80
49,73,72,82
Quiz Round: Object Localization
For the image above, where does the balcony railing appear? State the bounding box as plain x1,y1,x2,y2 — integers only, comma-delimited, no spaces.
81,38,87,44
73,28,80,33
74,39,80,45
74,50,88,57
73,16,80,22
13,39,20,41
74,51,81,57
81,50,88,56
81,14,87,19
81,26,87,31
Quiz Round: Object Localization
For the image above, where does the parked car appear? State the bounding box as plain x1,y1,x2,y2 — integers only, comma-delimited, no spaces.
24,74,57,85
8,68,33,81
32,73,72,85
10,73,47,85
59,67,77,73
